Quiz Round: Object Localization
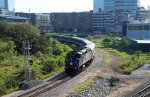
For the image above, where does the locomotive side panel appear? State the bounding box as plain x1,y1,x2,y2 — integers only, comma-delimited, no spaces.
82,50,92,65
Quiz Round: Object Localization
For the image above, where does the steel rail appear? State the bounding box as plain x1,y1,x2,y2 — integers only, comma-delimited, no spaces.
17,74,70,97
131,84,150,97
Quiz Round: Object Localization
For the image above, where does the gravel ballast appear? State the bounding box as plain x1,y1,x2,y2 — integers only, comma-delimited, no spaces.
68,78,120,97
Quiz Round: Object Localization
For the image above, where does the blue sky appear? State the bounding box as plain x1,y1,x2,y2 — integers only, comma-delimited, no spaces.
15,0,150,13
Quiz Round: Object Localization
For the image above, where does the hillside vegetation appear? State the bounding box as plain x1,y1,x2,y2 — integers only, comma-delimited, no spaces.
0,22,72,96
88,35,150,74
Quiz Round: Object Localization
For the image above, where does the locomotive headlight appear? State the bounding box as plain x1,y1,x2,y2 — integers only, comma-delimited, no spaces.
70,62,73,65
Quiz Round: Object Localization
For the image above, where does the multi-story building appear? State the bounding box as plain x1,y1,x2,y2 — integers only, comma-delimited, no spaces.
15,12,51,33
94,0,115,11
115,0,140,18
115,10,131,28
93,0,139,33
0,0,29,24
51,11,93,32
93,10,115,33
35,13,51,33
0,0,14,12
104,0,115,10
137,8,150,21
93,10,130,33
93,0,139,18
0,0,5,9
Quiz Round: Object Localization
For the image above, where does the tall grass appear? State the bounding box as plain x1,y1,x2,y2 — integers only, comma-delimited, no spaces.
89,35,150,74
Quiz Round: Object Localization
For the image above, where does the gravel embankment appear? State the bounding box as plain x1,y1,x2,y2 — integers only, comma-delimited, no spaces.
68,54,150,97
68,76,149,97
68,78,120,97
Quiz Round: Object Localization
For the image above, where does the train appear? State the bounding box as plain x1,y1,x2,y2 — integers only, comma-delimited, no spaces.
52,35,96,74
64,37,96,74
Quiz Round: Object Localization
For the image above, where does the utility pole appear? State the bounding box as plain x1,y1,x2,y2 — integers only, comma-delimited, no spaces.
22,41,33,81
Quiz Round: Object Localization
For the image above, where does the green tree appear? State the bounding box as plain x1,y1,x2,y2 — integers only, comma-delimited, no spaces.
0,70,6,96
42,58,58,74
0,22,72,95
0,40,15,66
8,24,40,53
103,38,111,47
0,22,40,53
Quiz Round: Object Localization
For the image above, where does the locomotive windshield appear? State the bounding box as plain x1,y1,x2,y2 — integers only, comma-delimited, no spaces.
66,53,80,62
75,53,81,58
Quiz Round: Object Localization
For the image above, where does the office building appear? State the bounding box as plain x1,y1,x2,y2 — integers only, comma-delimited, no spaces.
104,0,115,10
0,0,14,11
115,0,140,18
0,0,5,9
93,0,139,19
93,0,140,33
93,10,130,33
93,10,115,33
51,11,93,32
94,0,115,11
137,9,150,21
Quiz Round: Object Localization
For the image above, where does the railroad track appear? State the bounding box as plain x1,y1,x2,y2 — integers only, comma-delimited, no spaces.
11,36,94,97
17,74,70,97
131,84,150,97
17,63,90,97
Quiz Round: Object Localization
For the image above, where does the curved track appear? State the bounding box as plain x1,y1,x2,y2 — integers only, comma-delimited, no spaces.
37,49,104,97
11,36,96,97
131,84,150,97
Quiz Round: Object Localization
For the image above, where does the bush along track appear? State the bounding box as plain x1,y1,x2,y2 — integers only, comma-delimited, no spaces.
0,22,72,96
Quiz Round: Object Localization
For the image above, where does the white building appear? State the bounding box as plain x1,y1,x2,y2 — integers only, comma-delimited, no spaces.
35,13,51,33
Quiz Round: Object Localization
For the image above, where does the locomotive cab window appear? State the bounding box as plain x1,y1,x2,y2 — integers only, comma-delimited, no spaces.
75,53,81,58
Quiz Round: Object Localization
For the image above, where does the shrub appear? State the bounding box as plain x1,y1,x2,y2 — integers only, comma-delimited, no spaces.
42,58,58,74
